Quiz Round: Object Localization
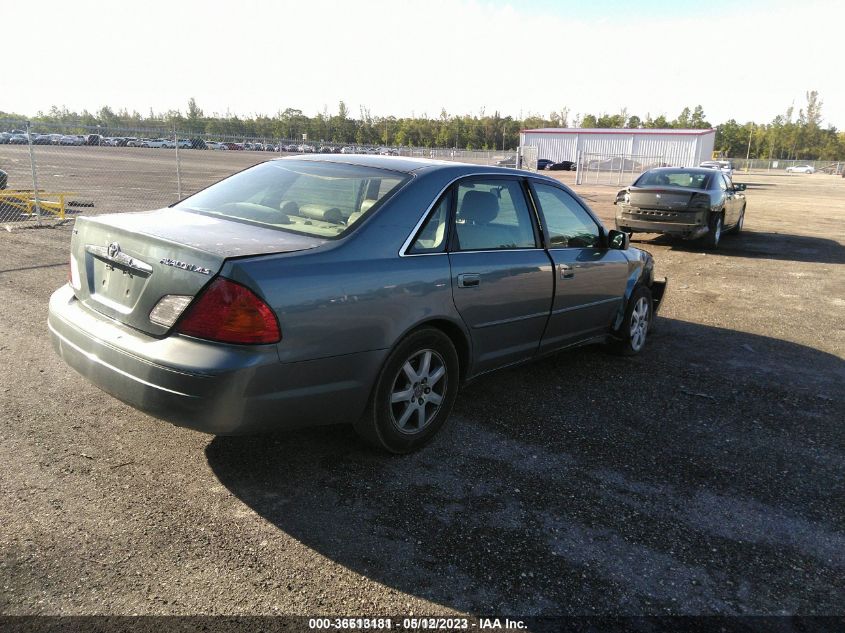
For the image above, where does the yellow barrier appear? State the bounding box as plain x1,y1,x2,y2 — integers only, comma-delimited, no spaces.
0,190,79,220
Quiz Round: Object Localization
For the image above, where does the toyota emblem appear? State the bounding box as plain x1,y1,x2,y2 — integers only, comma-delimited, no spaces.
107,242,121,259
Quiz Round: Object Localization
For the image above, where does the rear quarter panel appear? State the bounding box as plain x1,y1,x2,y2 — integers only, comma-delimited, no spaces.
224,251,460,364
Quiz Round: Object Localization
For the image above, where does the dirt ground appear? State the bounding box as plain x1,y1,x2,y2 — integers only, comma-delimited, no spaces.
0,151,843,617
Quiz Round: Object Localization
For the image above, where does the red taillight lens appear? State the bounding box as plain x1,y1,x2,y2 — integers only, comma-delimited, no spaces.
176,277,281,345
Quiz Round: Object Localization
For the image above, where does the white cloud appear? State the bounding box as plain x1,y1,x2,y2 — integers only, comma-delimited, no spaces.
6,0,844,128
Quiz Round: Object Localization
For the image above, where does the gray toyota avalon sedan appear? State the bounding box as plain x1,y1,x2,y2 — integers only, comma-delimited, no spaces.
48,156,666,452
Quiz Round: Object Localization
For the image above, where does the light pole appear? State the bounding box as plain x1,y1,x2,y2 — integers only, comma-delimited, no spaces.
745,124,754,172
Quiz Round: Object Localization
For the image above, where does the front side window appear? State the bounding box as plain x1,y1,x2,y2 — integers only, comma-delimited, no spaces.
531,183,601,248
453,179,537,251
175,160,409,239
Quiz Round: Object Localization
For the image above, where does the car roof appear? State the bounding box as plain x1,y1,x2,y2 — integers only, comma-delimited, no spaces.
273,154,546,178
648,166,720,176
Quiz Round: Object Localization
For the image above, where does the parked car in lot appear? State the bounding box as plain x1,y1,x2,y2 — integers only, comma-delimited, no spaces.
8,133,29,144
547,161,577,171
33,134,53,145
48,156,666,453
537,159,555,170
699,160,734,176
614,167,746,250
495,155,516,167
58,135,84,146
141,138,169,148
0,132,12,144
786,164,815,173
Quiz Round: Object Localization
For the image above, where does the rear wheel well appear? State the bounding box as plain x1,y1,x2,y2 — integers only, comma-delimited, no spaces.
408,319,470,383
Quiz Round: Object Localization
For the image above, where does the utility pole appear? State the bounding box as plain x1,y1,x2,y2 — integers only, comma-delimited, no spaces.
745,124,754,172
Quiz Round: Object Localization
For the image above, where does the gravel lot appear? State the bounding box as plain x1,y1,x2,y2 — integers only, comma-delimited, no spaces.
0,151,843,616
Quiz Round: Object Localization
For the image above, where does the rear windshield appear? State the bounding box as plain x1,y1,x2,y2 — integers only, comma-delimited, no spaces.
635,170,711,190
175,160,410,238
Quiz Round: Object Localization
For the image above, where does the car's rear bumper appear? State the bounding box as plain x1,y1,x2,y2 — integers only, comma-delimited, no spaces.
616,214,709,239
48,285,384,435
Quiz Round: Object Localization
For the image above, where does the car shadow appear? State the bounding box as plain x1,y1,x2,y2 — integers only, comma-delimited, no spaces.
205,319,845,615
632,230,845,264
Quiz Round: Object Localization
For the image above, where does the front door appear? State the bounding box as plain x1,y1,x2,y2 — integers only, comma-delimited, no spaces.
528,182,629,353
721,173,740,226
447,177,554,375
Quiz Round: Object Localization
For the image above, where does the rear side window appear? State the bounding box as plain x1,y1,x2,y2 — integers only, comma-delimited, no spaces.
532,183,601,248
409,192,452,254
175,160,409,239
453,179,537,251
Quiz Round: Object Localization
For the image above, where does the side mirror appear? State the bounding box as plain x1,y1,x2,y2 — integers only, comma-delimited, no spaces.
608,229,629,250
733,183,746,192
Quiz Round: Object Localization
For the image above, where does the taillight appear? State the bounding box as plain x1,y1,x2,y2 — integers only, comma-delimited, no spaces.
69,254,81,290
176,277,281,345
690,193,711,209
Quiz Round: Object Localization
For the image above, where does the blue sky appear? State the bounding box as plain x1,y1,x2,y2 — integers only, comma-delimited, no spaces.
6,0,843,128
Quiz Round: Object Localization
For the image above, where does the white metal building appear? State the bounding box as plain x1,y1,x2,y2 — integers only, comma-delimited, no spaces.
520,128,716,167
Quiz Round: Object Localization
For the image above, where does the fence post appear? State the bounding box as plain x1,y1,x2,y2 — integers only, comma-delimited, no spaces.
174,126,182,200
575,151,581,185
26,122,42,226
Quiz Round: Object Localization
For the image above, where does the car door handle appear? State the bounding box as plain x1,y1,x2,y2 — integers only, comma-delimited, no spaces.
457,273,481,288
559,264,575,279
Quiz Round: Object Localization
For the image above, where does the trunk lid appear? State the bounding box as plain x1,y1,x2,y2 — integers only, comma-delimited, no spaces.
70,208,325,335
626,186,702,211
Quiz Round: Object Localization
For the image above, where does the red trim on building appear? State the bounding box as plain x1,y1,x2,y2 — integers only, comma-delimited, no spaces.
520,128,715,136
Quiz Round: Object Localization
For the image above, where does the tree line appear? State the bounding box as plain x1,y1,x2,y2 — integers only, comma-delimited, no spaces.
2,91,842,160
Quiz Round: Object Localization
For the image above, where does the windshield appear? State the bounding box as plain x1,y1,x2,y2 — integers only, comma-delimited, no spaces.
635,170,712,190
175,160,410,238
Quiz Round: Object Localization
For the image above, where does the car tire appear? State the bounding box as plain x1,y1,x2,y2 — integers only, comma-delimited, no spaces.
726,205,745,235
701,212,723,250
609,285,653,356
354,327,460,454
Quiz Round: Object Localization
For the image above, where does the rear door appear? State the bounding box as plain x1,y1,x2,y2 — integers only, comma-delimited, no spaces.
447,177,554,374
528,181,628,352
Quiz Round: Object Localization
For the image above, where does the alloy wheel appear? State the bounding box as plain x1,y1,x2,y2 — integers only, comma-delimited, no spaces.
389,349,448,434
629,297,650,352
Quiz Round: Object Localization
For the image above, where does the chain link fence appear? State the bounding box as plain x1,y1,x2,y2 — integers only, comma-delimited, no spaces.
728,158,844,174
0,120,529,229
575,153,667,186
566,153,845,187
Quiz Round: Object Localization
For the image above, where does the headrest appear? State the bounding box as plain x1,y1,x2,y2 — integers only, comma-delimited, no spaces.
279,200,299,214
460,190,499,224
360,199,377,213
298,204,344,224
